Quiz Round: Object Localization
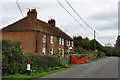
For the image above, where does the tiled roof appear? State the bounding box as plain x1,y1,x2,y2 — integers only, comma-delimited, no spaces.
2,16,73,40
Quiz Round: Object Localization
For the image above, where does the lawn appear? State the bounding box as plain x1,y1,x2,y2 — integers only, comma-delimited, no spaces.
2,67,70,80
90,56,108,61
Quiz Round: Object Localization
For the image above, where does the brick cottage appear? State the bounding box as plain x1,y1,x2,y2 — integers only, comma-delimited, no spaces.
2,9,74,55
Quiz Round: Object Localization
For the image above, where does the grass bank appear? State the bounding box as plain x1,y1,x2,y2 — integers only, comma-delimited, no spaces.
2,67,70,80
90,56,108,61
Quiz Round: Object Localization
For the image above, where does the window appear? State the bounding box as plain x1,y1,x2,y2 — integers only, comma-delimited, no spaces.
43,34,46,43
59,48,61,54
66,40,68,46
69,40,70,46
50,48,53,54
42,47,45,54
72,41,73,47
62,49,64,54
66,48,70,52
51,36,53,44
62,38,64,45
59,38,61,45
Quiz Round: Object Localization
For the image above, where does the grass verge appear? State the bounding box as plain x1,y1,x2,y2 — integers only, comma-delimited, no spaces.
90,56,108,61
2,67,70,79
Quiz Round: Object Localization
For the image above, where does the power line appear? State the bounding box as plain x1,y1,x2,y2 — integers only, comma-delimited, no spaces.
56,0,93,36
57,0,79,24
65,0,94,31
96,32,105,45
65,0,105,45
16,0,24,17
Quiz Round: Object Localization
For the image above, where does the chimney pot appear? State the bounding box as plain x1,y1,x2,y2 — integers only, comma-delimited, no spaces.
27,9,37,19
48,19,56,27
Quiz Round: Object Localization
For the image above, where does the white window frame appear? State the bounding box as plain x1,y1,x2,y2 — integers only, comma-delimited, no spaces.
62,49,64,54
66,40,68,46
59,38,61,45
72,41,73,47
42,47,46,55
62,38,64,45
50,48,53,54
59,48,61,54
69,40,70,46
43,34,46,43
51,35,53,44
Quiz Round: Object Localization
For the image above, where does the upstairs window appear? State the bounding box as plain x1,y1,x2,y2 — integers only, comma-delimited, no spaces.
72,41,74,47
43,34,46,43
62,38,64,45
51,36,53,44
66,40,68,46
59,38,61,45
69,40,70,46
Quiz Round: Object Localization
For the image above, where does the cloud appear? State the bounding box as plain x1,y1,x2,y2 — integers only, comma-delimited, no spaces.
0,0,118,46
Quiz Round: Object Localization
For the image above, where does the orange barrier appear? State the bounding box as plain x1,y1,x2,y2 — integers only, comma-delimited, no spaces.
79,56,86,64
71,55,79,64
86,57,91,62
71,55,91,64
77,59,84,64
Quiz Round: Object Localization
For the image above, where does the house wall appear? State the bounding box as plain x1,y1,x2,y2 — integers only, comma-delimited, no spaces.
2,31,36,53
36,31,43,54
2,31,74,55
36,32,60,54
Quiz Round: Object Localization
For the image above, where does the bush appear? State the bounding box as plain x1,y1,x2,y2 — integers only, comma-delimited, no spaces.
2,39,60,76
80,52,88,57
97,51,106,57
2,40,26,76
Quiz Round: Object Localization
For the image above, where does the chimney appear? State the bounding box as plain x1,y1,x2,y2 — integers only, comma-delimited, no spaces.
48,19,56,27
27,9,37,19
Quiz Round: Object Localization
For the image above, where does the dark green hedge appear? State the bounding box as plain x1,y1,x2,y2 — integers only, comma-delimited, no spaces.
2,40,60,76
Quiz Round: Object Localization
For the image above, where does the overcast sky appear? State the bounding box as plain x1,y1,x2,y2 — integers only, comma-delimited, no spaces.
0,0,119,46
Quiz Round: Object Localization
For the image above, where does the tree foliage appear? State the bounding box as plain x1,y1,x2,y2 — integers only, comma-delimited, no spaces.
89,39,105,52
73,36,105,53
114,36,120,56
73,36,89,49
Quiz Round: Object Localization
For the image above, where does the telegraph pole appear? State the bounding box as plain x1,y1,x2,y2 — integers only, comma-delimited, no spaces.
94,31,96,51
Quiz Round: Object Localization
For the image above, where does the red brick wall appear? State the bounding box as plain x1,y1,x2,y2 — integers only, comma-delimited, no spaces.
2,31,74,55
46,33,50,54
2,31,36,53
36,31,43,54
53,36,59,53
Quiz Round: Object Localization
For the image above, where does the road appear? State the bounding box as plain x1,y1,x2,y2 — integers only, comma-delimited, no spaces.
36,57,119,78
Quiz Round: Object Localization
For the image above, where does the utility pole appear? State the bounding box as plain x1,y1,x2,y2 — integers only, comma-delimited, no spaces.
94,31,96,51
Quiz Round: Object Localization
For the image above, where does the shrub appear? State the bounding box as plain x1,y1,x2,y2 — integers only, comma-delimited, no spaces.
80,52,88,57
2,40,26,76
97,51,106,57
2,39,60,76
65,52,78,54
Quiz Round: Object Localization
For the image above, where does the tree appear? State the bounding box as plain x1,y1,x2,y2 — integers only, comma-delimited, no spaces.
115,36,120,48
73,36,82,48
115,36,120,56
89,39,105,52
81,37,89,50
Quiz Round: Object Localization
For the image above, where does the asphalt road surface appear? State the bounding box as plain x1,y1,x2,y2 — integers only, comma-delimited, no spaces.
37,57,119,78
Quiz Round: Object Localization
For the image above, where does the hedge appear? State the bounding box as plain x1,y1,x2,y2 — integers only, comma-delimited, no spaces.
2,40,60,76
